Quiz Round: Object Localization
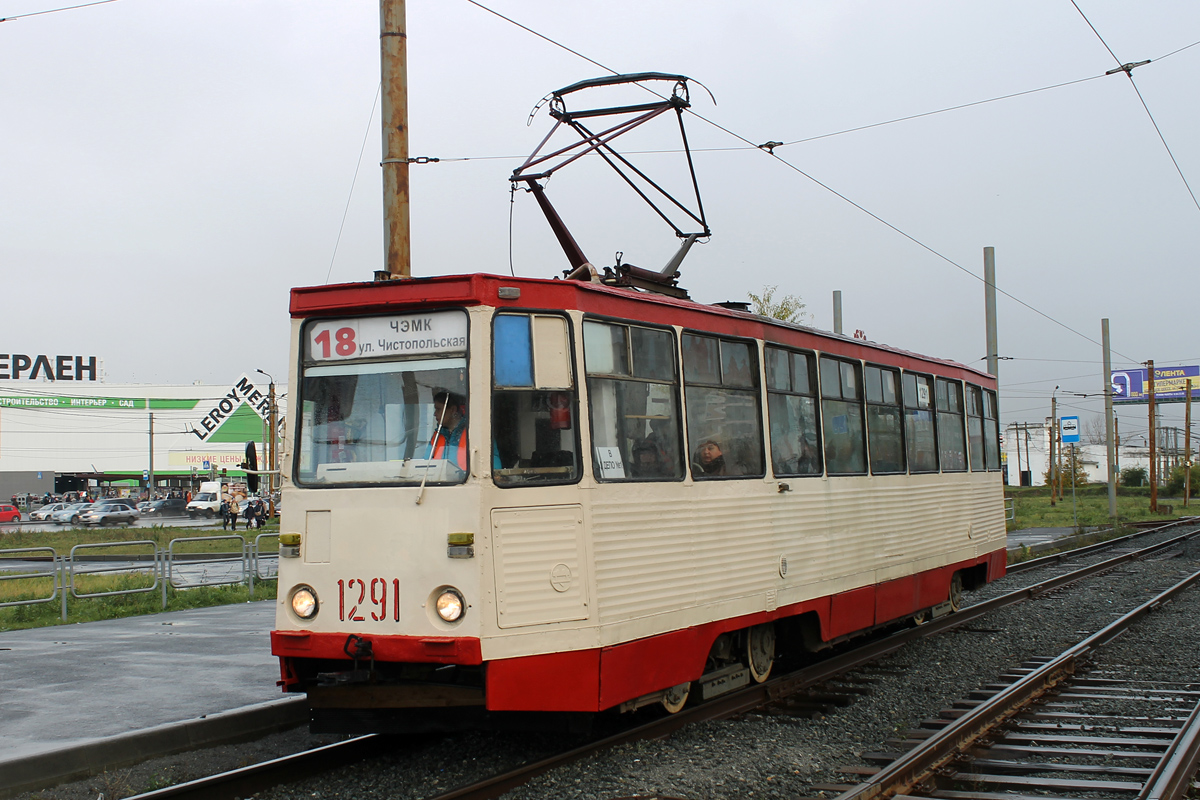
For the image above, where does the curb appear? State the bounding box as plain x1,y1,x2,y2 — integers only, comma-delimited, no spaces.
0,696,307,799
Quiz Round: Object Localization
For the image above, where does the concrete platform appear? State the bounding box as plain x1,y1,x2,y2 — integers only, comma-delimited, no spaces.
1005,526,1082,553
0,601,286,762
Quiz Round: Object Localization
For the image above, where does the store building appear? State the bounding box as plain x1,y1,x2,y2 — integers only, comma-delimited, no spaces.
0,370,282,501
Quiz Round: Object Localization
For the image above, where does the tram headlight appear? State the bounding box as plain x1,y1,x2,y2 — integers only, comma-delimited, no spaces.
435,588,465,622
290,585,319,619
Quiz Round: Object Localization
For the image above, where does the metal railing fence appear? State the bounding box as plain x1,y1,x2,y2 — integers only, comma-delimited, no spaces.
0,536,278,621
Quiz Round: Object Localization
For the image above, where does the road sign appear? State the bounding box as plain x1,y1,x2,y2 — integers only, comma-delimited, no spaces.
1061,416,1080,444
143,469,150,480
202,460,211,470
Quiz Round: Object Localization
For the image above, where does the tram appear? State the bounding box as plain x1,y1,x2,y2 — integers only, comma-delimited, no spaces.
271,271,1007,731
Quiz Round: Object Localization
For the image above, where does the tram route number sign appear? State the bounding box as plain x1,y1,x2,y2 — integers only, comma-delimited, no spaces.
1060,416,1080,444
307,310,468,362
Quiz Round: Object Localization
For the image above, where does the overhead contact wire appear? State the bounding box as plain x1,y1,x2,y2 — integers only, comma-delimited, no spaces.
326,83,381,284
464,0,1145,362
0,0,117,23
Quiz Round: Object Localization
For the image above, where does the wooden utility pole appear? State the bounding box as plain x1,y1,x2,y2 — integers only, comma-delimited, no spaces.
381,0,411,278
1148,360,1157,513
1102,319,1117,518
984,247,998,379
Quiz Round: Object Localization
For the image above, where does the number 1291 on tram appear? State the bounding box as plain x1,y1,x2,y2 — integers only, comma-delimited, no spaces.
271,272,1006,731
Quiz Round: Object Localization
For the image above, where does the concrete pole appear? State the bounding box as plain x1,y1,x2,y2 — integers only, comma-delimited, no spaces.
1186,378,1192,508
148,412,154,501
984,247,998,379
1102,319,1117,518
268,380,278,497
1050,394,1057,505
381,0,411,278
1148,360,1157,512
833,291,843,335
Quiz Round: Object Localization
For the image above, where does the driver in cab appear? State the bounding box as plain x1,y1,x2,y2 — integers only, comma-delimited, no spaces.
432,391,469,470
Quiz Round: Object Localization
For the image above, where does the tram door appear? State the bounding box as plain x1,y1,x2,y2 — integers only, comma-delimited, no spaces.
489,312,588,629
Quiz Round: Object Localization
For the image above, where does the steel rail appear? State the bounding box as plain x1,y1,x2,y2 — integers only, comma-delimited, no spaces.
1008,518,1193,574
1139,694,1200,800
832,565,1200,800
123,735,390,800
122,526,1200,800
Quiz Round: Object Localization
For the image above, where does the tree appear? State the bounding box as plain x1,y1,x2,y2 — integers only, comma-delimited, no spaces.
1120,465,1147,487
748,285,809,324
1043,446,1089,488
1164,464,1200,496
1082,415,1107,445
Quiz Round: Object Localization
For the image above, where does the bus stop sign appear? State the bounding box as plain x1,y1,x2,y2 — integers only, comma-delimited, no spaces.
1061,416,1080,444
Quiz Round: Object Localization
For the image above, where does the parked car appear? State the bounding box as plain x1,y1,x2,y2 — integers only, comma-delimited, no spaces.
142,498,188,518
100,498,139,512
80,503,139,527
0,504,21,523
29,502,69,521
53,502,96,526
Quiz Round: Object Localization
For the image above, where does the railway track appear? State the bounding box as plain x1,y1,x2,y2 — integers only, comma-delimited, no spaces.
823,566,1200,800
113,521,1200,800
1007,518,1195,575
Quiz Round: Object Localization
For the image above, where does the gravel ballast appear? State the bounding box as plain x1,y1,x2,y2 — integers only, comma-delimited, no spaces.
16,527,1200,800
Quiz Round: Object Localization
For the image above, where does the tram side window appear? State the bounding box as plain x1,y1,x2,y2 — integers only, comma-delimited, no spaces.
492,313,581,487
584,320,684,481
902,372,938,473
765,346,821,476
936,378,967,472
865,365,905,474
984,389,1001,470
819,356,866,475
683,334,765,479
966,384,986,472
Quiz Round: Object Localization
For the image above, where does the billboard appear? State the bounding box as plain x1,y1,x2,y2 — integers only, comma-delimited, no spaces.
1111,365,1200,404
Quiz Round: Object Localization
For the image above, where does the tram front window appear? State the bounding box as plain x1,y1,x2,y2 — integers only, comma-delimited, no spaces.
296,357,469,486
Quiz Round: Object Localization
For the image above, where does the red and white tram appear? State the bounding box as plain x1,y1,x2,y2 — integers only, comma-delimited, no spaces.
271,272,1007,731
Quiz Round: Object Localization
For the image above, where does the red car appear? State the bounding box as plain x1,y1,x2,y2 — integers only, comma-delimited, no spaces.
0,504,21,523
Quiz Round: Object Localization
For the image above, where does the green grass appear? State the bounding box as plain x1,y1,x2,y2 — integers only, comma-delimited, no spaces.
1007,485,1184,532
0,520,278,554
0,524,278,632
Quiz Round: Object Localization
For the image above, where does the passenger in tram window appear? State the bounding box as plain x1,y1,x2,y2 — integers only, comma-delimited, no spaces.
431,391,469,470
630,438,668,478
694,439,728,476
644,416,679,473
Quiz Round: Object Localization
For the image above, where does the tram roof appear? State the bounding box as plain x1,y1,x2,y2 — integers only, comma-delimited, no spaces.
291,273,994,387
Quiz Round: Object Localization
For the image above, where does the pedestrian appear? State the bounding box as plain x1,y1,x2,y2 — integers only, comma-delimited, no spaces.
228,498,238,531
219,499,229,531
243,500,254,530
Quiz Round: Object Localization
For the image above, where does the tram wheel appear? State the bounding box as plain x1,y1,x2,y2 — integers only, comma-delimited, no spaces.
746,622,776,683
912,609,930,625
661,682,690,714
949,572,964,612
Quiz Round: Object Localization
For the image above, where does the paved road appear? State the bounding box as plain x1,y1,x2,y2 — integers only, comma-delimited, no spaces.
0,515,226,533
0,602,282,760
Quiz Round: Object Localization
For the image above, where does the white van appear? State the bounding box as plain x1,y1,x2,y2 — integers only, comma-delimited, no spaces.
186,481,223,518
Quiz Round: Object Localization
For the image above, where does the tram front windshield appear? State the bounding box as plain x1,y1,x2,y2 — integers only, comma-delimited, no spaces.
296,357,469,486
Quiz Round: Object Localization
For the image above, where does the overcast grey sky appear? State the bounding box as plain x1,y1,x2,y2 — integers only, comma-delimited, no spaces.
2,1,1197,441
